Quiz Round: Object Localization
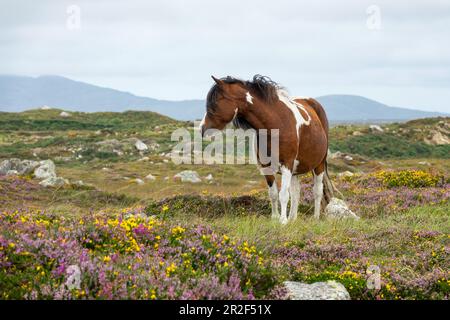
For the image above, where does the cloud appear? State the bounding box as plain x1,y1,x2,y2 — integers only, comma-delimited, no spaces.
0,0,449,112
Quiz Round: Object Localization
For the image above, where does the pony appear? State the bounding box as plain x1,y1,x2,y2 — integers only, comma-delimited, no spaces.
200,75,334,224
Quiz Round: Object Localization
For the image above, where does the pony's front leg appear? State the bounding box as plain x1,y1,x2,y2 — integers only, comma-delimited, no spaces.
313,171,324,219
279,166,292,225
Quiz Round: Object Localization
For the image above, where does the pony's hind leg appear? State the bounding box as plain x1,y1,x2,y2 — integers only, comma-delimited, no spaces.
279,166,292,225
313,163,325,219
265,175,279,219
288,175,300,222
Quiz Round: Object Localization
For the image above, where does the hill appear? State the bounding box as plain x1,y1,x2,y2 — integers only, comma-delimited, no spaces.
316,95,445,122
0,75,447,121
0,75,203,120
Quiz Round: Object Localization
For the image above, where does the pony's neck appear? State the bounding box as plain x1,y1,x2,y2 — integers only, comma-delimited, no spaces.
240,94,282,130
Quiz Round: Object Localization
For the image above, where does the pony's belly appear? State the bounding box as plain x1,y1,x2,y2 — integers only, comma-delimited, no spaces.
295,137,328,174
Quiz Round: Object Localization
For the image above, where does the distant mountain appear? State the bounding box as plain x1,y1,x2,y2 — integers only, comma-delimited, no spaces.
0,75,446,122
315,95,445,123
0,75,203,120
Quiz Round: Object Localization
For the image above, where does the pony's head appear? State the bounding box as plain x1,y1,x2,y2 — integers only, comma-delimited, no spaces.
200,75,281,135
200,76,248,135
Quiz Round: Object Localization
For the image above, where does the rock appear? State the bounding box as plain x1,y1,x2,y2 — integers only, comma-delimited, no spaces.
418,161,431,166
73,180,85,186
425,131,450,145
352,131,363,136
329,151,342,160
205,174,214,181
134,179,145,185
137,157,150,162
145,174,156,181
39,176,68,187
325,198,360,220
34,160,57,180
148,142,160,151
113,150,123,156
344,155,353,161
135,139,148,151
60,111,71,118
369,125,384,133
283,281,350,300
6,170,19,176
338,171,354,178
96,139,122,153
0,159,40,176
163,159,169,163
173,170,201,183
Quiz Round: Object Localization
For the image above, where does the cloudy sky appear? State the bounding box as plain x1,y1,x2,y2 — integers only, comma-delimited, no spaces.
1,0,449,112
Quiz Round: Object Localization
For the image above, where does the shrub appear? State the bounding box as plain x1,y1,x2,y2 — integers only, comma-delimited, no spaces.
373,170,441,188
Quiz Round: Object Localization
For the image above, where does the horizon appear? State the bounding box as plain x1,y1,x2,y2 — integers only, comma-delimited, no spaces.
1,73,448,115
1,1,450,113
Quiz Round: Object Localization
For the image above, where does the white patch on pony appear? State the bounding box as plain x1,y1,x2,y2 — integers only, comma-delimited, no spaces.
277,90,311,140
279,165,292,225
199,113,207,132
293,160,300,173
292,96,312,100
232,107,238,120
246,92,254,105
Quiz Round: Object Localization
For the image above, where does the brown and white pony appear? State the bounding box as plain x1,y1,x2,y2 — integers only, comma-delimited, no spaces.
200,75,333,224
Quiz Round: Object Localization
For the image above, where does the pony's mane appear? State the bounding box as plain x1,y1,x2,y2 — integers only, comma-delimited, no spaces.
206,75,282,129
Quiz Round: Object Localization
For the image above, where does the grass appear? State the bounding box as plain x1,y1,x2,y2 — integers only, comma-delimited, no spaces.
206,204,449,246
330,134,450,159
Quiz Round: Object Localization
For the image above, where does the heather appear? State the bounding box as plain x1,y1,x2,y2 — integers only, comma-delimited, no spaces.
0,208,282,300
300,170,449,218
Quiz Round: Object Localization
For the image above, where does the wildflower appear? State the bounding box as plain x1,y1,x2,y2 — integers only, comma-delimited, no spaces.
166,263,177,276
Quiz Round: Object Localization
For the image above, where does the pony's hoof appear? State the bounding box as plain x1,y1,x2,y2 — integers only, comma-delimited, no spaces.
271,214,280,220
279,217,288,225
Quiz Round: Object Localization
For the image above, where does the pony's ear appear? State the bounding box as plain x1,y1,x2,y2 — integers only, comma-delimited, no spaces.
211,75,224,87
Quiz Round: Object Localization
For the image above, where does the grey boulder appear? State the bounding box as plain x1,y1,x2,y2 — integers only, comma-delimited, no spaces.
173,170,202,183
0,159,40,176
34,160,57,180
284,281,350,300
325,198,360,220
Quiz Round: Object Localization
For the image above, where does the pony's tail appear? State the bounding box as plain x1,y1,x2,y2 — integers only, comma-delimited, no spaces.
321,160,344,209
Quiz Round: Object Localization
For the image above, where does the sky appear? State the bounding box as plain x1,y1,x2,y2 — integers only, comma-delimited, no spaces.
1,0,449,112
